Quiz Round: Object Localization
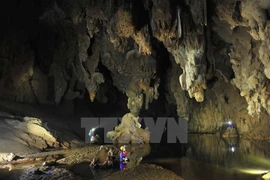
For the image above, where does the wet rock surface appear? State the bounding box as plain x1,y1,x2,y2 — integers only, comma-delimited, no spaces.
1,133,270,180
19,167,78,180
101,164,183,180
0,143,182,180
89,144,151,169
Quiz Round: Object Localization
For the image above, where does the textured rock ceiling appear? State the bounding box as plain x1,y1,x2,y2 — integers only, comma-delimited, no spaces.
0,0,270,137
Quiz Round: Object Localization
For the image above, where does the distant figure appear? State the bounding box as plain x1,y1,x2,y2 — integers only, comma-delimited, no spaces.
119,145,128,170
89,128,99,144
228,121,234,128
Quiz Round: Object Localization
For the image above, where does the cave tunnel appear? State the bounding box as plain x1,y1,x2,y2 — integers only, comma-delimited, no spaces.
0,0,270,179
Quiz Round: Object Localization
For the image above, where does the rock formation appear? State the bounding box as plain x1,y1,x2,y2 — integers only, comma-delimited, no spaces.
107,113,150,144
1,0,270,139
0,113,60,154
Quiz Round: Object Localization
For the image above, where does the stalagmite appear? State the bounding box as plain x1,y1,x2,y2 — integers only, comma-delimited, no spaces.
107,113,150,144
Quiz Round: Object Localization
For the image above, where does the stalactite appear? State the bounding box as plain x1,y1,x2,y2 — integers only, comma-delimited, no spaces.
145,88,155,110
177,6,182,38
89,91,96,102
204,0,207,26
138,44,142,54
179,71,186,90
153,78,160,99
145,90,150,110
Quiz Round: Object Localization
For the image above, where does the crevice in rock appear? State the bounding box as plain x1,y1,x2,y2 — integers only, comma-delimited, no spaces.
232,1,242,22
131,0,149,31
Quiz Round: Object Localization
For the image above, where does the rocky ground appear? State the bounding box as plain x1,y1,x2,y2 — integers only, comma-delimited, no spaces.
0,107,183,180
0,143,183,180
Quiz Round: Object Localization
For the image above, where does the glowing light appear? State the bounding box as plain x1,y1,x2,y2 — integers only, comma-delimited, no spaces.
238,169,269,175
223,121,233,125
231,147,235,152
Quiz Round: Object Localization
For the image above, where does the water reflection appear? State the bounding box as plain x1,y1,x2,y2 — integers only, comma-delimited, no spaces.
143,135,270,180
187,135,270,169
2,137,270,180
182,135,270,179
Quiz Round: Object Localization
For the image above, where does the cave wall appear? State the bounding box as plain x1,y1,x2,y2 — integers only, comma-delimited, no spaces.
0,0,270,138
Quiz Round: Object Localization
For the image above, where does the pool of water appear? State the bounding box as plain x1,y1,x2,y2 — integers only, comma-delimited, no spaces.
0,169,22,180
1,135,270,180
142,135,270,180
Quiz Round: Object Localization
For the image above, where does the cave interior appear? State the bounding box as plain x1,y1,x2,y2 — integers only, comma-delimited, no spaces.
1,0,270,179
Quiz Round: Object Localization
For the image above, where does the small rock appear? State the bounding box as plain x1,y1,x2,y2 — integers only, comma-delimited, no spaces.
60,141,70,149
2,153,16,162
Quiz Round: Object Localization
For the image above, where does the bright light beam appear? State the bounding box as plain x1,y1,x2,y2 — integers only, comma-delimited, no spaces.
238,168,269,175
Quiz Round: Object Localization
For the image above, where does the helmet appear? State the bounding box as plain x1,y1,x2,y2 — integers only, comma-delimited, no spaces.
120,146,125,151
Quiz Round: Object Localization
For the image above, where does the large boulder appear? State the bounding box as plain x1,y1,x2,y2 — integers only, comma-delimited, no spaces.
0,113,60,157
